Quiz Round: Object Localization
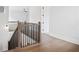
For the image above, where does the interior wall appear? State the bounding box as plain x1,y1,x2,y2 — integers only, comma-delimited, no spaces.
9,6,41,23
0,6,9,24
0,6,9,31
29,6,41,23
9,6,29,21
0,6,9,51
48,6,79,44
42,6,49,33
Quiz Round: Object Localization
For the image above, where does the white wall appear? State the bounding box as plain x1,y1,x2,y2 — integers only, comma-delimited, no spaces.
29,6,41,23
0,6,9,51
9,6,41,23
48,6,79,45
9,6,29,21
0,6,9,24
0,6,9,31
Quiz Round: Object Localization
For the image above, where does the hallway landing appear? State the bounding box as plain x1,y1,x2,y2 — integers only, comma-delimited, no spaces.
8,34,79,52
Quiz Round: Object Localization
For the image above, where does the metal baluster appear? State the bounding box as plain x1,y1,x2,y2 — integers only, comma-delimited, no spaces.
28,24,30,45
37,24,38,43
20,23,22,48
21,26,24,48
24,22,26,47
36,24,38,43
32,24,34,44
26,23,28,46
23,23,25,48
25,22,26,47
31,24,32,45
28,24,30,44
22,24,24,47
24,23,25,47
27,23,28,46
21,23,22,48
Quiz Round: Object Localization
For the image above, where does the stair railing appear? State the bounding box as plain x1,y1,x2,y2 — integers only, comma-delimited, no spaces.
8,21,41,50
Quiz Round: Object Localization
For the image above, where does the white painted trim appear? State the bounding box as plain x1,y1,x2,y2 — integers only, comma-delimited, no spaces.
46,33,79,45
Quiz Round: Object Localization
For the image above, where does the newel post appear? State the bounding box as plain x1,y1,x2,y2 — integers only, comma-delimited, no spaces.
38,22,41,43
17,21,21,48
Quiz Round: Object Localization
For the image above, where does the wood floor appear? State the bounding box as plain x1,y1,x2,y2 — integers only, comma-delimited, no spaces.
8,33,79,52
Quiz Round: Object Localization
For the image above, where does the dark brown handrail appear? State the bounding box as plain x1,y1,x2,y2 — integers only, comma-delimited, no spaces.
8,21,41,50
8,28,18,50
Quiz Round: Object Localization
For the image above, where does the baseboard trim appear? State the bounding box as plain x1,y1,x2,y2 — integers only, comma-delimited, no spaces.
46,33,79,45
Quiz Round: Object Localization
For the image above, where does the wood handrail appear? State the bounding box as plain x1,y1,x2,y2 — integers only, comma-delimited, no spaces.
8,21,41,50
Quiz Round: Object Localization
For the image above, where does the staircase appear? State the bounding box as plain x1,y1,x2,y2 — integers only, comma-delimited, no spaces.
8,21,41,50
